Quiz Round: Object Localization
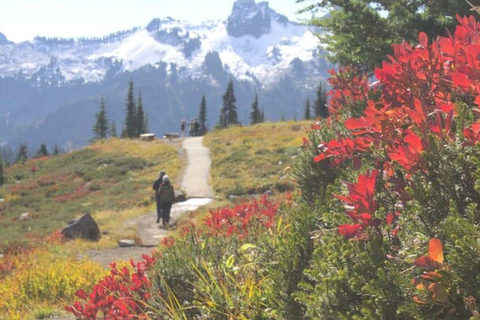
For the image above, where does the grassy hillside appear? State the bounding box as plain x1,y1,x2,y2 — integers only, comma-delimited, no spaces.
204,121,309,198
0,138,181,245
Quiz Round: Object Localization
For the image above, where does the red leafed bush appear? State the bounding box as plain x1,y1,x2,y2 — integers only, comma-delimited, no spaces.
65,254,157,319
203,195,278,237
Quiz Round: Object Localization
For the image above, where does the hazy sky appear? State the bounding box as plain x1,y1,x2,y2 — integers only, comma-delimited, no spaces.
0,0,312,43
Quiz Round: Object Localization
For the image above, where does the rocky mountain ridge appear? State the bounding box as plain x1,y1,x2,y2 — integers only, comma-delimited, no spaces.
0,0,332,156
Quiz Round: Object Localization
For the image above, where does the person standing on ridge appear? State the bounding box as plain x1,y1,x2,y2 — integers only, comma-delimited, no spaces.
152,171,166,223
159,175,175,228
181,119,187,137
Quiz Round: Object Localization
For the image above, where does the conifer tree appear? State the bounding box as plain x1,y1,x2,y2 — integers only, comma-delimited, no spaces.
17,143,28,164
304,98,311,120
136,90,146,135
261,108,265,122
143,114,149,134
36,143,49,157
250,93,262,125
314,81,328,118
123,80,137,138
220,80,239,128
198,94,208,135
92,97,109,140
53,146,60,156
110,121,117,138
0,154,4,186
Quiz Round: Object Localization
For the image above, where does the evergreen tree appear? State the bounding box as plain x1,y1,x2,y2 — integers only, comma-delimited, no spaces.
198,94,208,135
17,143,28,164
110,121,118,138
0,155,4,186
314,82,328,118
136,90,145,135
143,114,149,134
124,80,137,138
304,98,311,120
221,80,239,127
36,143,49,157
218,106,226,129
250,93,262,125
261,108,265,122
298,0,472,72
92,97,109,140
53,146,60,155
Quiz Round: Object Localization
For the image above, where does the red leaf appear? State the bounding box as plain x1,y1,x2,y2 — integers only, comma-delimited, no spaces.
386,213,394,225
338,224,362,239
428,238,444,264
419,32,428,48
414,256,441,269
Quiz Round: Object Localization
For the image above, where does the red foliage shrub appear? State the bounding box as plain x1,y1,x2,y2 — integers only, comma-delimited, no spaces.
65,254,157,319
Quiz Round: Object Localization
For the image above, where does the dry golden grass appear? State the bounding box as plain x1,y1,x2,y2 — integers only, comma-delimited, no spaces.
204,121,310,198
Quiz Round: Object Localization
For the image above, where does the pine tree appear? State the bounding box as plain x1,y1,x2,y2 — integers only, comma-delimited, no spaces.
250,93,262,125
0,154,5,186
110,121,117,138
92,97,109,140
136,90,145,135
143,114,149,134
220,80,239,128
17,143,28,164
304,98,311,120
36,143,49,157
198,94,208,135
124,80,137,138
53,146,60,155
261,108,265,122
314,81,328,118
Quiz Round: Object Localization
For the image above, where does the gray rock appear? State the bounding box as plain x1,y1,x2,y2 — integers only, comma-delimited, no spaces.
175,190,186,202
19,212,30,220
61,213,100,241
263,190,273,197
118,239,136,247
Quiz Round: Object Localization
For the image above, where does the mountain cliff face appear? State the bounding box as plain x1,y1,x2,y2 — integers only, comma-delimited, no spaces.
0,33,11,45
0,0,332,155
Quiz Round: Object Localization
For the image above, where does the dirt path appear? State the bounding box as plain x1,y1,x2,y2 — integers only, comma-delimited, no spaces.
83,137,213,267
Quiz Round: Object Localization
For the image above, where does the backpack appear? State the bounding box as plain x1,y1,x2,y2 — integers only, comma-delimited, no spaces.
160,184,175,203
153,176,163,191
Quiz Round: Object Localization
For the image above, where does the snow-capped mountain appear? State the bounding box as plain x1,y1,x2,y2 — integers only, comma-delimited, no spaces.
0,0,332,156
0,0,320,85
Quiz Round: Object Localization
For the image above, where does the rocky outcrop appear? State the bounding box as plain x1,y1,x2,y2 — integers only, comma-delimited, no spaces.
61,213,100,241
0,33,11,45
226,0,290,38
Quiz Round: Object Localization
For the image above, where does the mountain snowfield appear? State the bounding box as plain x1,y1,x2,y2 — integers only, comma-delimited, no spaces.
0,8,320,85
0,0,332,154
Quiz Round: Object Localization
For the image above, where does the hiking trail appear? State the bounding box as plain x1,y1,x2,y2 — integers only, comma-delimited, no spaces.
82,136,213,267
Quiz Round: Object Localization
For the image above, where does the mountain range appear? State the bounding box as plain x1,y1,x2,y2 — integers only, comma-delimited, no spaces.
0,0,332,156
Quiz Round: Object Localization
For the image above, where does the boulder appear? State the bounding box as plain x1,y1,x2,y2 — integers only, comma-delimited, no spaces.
175,190,186,202
140,133,155,141
61,213,100,241
19,212,30,221
118,239,136,247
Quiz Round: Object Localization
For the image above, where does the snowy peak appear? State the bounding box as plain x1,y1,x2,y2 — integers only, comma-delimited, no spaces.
0,32,12,45
227,0,289,38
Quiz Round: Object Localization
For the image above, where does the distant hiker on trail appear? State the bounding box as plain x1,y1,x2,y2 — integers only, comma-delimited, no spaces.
189,119,194,137
193,118,200,136
159,175,175,228
152,171,166,223
181,119,187,137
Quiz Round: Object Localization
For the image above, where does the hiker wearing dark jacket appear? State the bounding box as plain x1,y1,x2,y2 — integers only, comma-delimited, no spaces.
152,171,165,223
158,175,175,228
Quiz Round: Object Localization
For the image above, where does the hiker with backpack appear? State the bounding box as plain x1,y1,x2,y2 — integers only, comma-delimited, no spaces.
158,175,175,228
152,171,166,224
